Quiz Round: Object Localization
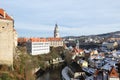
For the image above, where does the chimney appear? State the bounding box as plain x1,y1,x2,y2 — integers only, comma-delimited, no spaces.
4,11,6,18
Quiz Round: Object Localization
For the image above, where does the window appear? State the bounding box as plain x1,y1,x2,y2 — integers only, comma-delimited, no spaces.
2,26,5,28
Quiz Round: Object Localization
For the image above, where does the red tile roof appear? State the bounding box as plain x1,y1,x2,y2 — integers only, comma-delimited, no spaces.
30,38,47,42
73,48,84,53
47,38,63,41
18,38,29,43
109,67,119,78
0,8,13,20
18,37,63,42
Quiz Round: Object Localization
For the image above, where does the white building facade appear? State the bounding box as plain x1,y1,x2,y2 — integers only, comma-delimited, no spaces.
27,38,50,55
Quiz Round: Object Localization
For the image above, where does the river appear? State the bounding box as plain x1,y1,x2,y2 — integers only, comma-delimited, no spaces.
36,62,67,80
37,67,62,80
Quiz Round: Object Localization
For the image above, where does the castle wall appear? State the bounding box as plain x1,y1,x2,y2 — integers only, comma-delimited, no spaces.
0,19,14,66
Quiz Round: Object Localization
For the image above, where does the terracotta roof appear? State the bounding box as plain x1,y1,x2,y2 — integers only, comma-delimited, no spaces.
18,37,63,42
0,8,13,20
30,38,47,42
18,38,29,43
73,48,84,53
109,66,119,78
47,37,63,41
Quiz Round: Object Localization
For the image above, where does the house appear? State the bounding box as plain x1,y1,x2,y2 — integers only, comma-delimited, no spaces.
72,48,84,56
93,69,108,80
84,49,91,60
102,61,117,71
89,59,103,68
89,50,99,59
108,66,119,80
27,38,50,55
108,37,120,42
68,62,86,79
112,50,120,58
77,59,88,68
102,42,118,49
90,50,98,56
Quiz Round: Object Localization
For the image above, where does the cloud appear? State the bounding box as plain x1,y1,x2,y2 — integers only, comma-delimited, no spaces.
1,0,120,37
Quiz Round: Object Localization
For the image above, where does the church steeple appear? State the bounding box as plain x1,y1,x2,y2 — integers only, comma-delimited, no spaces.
54,24,60,38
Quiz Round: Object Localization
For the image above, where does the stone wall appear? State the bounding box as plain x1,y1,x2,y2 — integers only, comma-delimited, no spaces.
0,19,14,66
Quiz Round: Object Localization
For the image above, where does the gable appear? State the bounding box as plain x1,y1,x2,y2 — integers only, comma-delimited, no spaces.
109,67,119,78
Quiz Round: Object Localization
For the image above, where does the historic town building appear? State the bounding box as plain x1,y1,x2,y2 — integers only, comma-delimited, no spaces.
47,37,63,47
27,38,50,55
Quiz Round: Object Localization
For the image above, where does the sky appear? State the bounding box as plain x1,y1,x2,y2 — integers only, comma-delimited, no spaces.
1,0,120,37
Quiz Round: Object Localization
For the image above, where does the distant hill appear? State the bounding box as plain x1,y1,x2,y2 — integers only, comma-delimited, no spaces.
63,31,120,39
97,31,120,38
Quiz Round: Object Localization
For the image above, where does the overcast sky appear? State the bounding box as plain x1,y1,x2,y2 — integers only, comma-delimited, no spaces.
1,0,120,37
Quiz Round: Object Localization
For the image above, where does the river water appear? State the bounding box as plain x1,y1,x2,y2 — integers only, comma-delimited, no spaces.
37,67,62,80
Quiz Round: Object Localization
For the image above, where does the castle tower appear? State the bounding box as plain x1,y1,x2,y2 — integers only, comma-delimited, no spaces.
54,24,60,38
0,9,15,66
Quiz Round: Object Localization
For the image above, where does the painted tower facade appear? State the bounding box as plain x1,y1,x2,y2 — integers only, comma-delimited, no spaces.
54,24,60,38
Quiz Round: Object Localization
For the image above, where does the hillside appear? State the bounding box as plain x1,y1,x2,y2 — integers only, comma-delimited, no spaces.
63,31,120,39
97,31,120,38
